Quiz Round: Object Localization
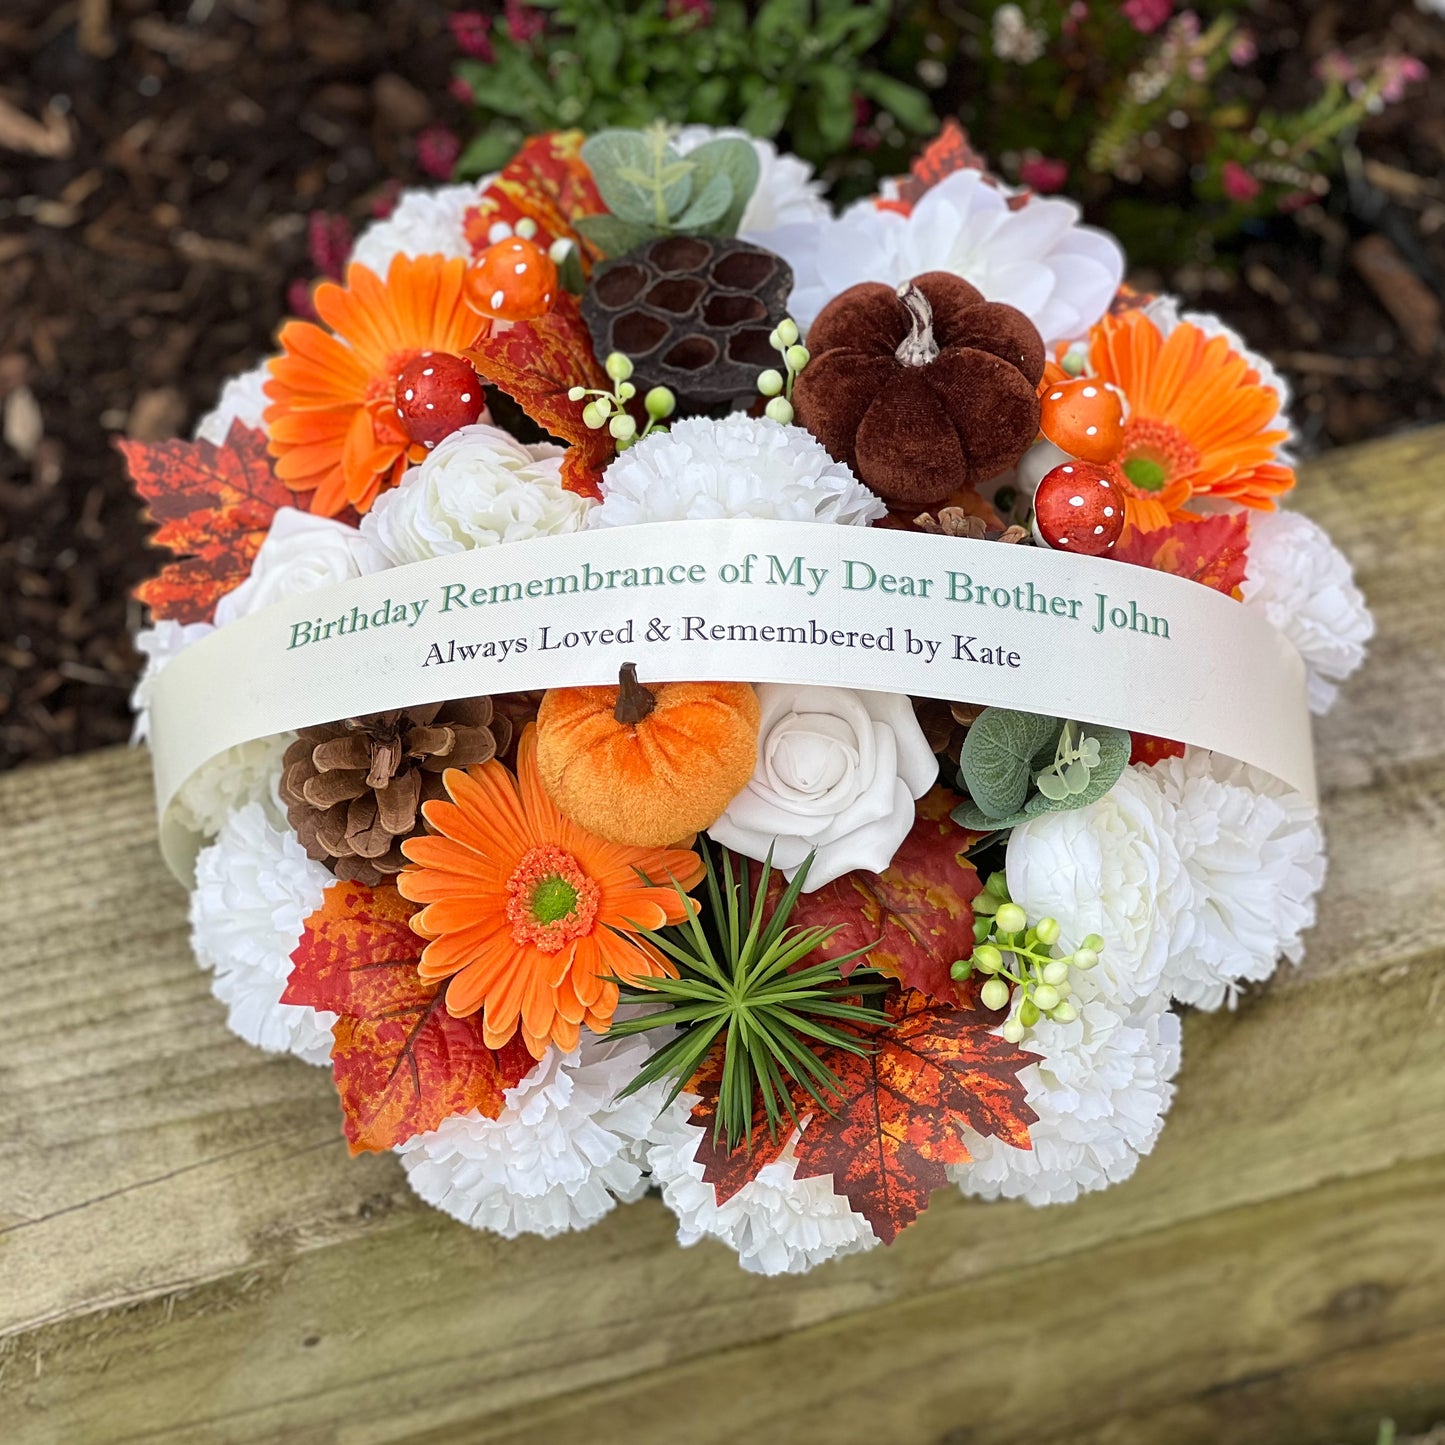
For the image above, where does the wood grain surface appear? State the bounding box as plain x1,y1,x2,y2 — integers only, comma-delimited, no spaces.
2,428,1443,1445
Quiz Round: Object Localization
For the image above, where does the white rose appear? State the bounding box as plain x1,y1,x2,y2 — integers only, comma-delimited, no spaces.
213,508,387,626
708,684,937,891
360,423,590,565
1005,765,1188,1007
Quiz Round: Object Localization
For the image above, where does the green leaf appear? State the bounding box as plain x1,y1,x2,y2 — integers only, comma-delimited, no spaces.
1024,724,1131,815
583,127,693,226
673,168,734,232
958,708,1064,821
573,212,658,257
857,72,938,133
739,84,792,139
455,127,524,178
681,136,759,235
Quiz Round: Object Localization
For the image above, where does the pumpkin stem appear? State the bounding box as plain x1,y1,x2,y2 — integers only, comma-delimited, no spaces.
614,662,657,725
894,282,939,367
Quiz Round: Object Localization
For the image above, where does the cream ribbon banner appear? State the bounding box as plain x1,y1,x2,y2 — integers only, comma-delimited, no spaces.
148,518,1316,882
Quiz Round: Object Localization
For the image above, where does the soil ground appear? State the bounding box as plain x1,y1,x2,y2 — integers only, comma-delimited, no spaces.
1,0,1441,770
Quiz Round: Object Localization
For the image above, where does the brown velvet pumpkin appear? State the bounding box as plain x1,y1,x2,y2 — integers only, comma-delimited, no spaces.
535,664,760,849
792,271,1046,507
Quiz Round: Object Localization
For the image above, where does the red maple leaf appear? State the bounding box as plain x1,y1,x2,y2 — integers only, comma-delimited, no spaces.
121,420,292,623
463,130,605,267
1113,511,1250,598
693,989,1037,1243
282,880,533,1154
763,788,985,1005
1130,732,1187,767
879,119,990,216
467,291,613,497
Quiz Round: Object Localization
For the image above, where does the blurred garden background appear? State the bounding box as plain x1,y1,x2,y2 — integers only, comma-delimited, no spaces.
1,0,1441,774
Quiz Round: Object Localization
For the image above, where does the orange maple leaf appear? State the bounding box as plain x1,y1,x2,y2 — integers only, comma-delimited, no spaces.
282,880,533,1154
764,788,985,1005
693,988,1037,1243
467,292,614,497
1113,510,1251,598
121,420,292,623
463,130,605,269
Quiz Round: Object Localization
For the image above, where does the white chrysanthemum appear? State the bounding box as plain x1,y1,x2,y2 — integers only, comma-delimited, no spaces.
1156,748,1326,1010
130,618,213,743
589,414,885,528
189,802,335,1064
950,984,1182,1206
194,362,273,446
1144,294,1294,458
1240,508,1373,714
1006,766,1188,1008
350,179,491,274
753,167,1124,345
646,1098,878,1275
396,1032,670,1239
171,732,293,838
674,125,831,233
359,423,587,564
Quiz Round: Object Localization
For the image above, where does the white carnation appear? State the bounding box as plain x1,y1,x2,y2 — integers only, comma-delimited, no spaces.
674,125,831,233
753,167,1123,345
589,414,885,528
1156,748,1326,1010
396,1032,669,1239
1240,508,1373,714
189,802,335,1064
350,179,491,274
359,423,587,564
1005,766,1188,1008
646,1099,878,1275
194,362,273,446
213,507,387,627
130,618,213,743
171,732,294,839
950,983,1181,1206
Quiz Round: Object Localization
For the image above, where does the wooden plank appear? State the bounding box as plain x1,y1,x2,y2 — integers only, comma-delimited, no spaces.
1,427,1443,1442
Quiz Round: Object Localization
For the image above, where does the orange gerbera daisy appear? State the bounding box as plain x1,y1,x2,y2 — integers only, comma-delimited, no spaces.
264,255,487,516
398,725,704,1059
1079,309,1294,532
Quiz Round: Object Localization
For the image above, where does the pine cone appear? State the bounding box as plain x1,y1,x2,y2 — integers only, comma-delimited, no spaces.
280,698,510,886
913,697,986,765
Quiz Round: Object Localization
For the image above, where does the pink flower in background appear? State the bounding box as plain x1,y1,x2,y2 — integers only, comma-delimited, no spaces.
1376,55,1427,104
1063,2,1089,38
667,0,714,21
308,211,353,281
504,0,546,45
1121,0,1172,34
370,179,402,220
286,278,319,323
1314,51,1357,86
449,11,494,62
1020,155,1069,193
1221,161,1262,203
417,126,462,180
1228,31,1257,67
448,75,477,106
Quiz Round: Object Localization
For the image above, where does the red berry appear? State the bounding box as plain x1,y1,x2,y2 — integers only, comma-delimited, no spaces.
1033,461,1126,555
393,352,485,449
1039,377,1125,464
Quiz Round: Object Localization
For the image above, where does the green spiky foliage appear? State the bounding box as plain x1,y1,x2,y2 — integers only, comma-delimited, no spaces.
610,846,890,1151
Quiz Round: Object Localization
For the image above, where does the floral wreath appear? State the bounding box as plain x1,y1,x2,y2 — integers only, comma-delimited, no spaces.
125,121,1372,1274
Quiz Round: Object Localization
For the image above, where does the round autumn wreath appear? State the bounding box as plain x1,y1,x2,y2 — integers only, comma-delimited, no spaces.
125,123,1372,1274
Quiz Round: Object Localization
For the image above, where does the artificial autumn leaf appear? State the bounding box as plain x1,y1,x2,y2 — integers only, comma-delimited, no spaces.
467,291,613,496
693,988,1037,1243
463,130,605,269
1113,510,1250,598
1130,732,1186,767
282,879,533,1154
877,119,989,216
121,419,291,622
762,788,984,1005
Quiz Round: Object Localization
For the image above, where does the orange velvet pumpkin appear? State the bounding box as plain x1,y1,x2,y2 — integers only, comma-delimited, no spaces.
535,665,760,848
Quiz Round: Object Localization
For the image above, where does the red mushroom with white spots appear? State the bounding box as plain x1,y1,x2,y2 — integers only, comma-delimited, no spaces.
394,352,486,449
1032,459,1126,556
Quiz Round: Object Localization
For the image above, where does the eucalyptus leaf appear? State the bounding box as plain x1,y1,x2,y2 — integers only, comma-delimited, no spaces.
573,212,657,258
1024,724,1131,815
673,168,733,231
682,136,759,235
957,708,1064,821
583,129,694,226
